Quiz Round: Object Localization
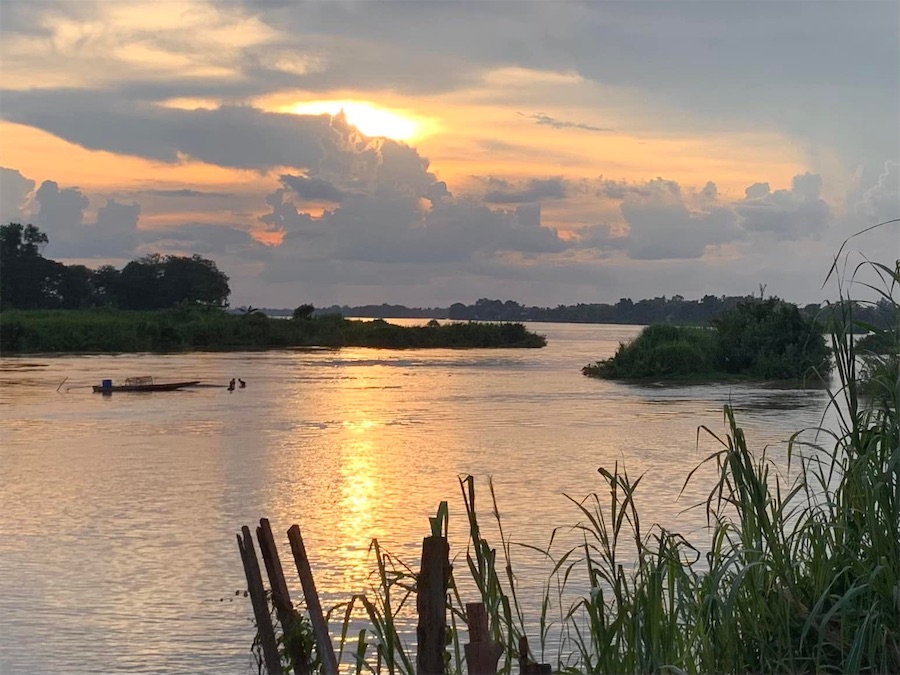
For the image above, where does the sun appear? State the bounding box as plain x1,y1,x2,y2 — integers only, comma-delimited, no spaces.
285,100,426,142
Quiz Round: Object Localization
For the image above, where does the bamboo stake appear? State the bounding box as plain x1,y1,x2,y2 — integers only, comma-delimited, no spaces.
238,526,282,674
287,523,339,675
257,518,310,675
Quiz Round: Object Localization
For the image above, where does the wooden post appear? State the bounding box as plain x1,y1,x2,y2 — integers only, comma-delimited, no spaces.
464,602,503,675
518,636,551,674
416,535,450,675
287,523,340,675
257,518,310,675
237,526,282,675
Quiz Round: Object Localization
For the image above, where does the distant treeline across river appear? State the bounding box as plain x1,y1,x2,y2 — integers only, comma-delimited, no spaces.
261,296,896,329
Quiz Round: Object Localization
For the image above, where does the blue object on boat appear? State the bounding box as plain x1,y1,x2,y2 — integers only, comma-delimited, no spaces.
101,379,113,388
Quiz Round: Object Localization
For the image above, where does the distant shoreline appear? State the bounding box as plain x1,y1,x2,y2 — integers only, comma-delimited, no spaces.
0,309,547,354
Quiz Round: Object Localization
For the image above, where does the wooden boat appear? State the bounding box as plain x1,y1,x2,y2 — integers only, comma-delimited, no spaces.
92,376,200,393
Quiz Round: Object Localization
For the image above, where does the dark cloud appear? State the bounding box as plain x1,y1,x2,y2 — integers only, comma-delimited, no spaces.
137,223,259,255
483,177,567,204
518,112,612,133
280,174,345,202
0,90,378,173
233,1,897,177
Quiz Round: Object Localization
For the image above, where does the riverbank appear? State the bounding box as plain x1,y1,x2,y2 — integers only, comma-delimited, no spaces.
0,309,546,353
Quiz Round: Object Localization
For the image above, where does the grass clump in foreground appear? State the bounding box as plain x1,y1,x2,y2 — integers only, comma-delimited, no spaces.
583,296,832,381
251,234,898,674
0,308,546,353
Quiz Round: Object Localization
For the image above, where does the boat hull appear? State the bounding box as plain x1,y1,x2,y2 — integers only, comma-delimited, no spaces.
92,380,200,393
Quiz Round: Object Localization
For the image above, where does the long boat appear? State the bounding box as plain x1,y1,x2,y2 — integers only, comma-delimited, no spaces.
92,376,200,393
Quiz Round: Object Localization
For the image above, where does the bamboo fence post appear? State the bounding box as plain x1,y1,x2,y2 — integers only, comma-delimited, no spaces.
238,526,282,675
257,518,310,675
287,523,340,675
416,534,451,675
464,602,503,675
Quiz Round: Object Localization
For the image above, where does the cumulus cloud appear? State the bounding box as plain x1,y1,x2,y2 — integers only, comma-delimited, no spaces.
31,180,141,258
579,173,837,261
735,172,832,240
0,166,35,223
257,150,568,283
856,160,900,224
619,179,739,260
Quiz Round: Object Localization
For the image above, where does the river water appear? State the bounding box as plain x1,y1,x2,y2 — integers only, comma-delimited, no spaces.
0,322,838,674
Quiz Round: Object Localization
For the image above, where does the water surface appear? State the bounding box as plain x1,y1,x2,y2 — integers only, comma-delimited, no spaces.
0,322,835,673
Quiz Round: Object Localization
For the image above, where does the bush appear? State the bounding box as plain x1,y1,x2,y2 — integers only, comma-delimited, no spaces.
583,325,718,379
713,297,830,379
585,298,832,381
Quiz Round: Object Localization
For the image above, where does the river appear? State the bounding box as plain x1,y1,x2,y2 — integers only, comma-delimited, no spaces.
0,321,838,674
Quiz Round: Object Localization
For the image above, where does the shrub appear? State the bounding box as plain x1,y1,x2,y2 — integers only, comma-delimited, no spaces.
585,298,832,381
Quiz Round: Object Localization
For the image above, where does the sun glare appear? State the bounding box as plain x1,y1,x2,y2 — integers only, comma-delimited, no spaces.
285,100,425,142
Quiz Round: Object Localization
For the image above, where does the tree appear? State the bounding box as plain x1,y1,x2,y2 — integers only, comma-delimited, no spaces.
292,304,315,320
160,254,230,308
92,265,122,306
712,297,831,379
117,254,230,310
1,223,61,309
118,257,164,310
1,222,48,260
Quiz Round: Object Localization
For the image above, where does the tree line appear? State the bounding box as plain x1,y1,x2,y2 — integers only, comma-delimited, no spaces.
0,223,230,310
314,295,896,330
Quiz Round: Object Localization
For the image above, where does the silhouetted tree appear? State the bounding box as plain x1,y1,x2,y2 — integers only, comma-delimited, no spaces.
1,223,66,309
117,254,230,310
292,303,315,320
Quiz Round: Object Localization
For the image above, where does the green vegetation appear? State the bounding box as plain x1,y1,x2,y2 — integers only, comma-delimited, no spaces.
857,329,897,355
582,324,719,379
0,223,545,352
0,308,546,353
1,222,230,310
584,297,832,381
250,240,899,675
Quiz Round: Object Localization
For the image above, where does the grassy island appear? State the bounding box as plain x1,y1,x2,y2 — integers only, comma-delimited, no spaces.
0,309,546,354
584,297,832,381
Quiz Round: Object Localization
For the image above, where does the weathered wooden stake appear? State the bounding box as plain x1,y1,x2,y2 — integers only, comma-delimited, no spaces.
287,523,340,675
416,534,451,675
464,602,503,675
518,636,551,675
238,526,282,675
257,518,310,675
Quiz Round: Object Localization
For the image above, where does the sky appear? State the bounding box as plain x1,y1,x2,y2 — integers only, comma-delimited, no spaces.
1,0,898,308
